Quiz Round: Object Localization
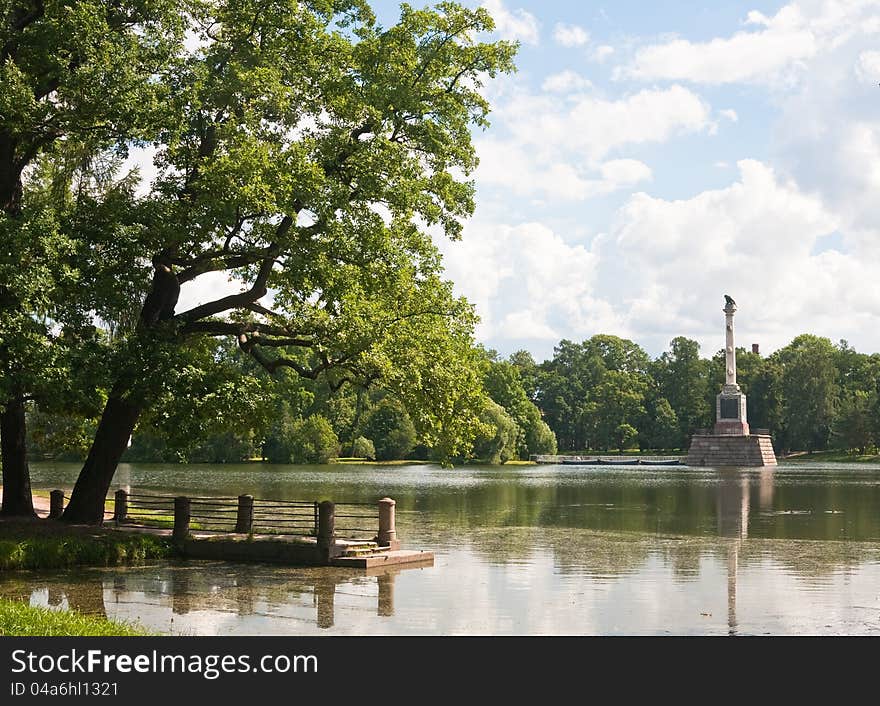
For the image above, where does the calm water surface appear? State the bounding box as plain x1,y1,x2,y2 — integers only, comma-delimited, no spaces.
4,461,880,635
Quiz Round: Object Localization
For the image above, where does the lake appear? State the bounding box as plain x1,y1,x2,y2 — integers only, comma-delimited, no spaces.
4,461,880,635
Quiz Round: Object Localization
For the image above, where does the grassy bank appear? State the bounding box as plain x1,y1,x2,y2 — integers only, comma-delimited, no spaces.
0,521,174,571
780,450,880,463
0,598,150,636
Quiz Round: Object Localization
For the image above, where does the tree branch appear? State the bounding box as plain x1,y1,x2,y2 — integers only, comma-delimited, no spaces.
174,217,292,321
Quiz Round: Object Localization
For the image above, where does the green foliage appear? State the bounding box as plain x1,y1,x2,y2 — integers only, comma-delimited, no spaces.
834,390,873,454
0,533,172,571
652,337,711,446
483,356,557,458
537,335,650,451
472,400,518,464
364,398,417,461
0,0,187,510
0,599,150,637
288,414,340,464
351,435,376,460
640,397,680,450
773,335,840,452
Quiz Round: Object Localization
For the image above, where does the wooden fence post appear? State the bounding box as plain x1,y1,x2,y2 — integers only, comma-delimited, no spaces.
236,494,254,533
173,496,191,541
317,501,336,561
377,497,399,549
48,490,64,519
114,489,128,524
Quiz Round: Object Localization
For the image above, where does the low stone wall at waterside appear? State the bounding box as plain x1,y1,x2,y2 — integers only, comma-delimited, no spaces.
177,535,338,565
686,434,777,467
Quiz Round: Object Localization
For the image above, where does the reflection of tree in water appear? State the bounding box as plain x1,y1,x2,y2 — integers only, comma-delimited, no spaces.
0,561,403,631
0,572,106,618
457,469,880,583
389,467,880,545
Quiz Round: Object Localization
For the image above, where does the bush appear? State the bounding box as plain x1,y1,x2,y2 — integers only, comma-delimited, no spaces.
472,401,518,464
525,417,557,456
351,436,376,460
288,415,340,464
363,400,417,461
0,534,172,571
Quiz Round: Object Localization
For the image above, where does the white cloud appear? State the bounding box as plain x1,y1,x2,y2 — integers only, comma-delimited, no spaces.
475,137,652,201
541,70,592,93
482,0,540,45
598,160,880,354
177,271,242,313
498,84,713,162
592,45,614,63
618,1,880,86
854,49,880,83
553,23,590,48
475,142,650,201
438,221,621,342
454,158,880,358
719,108,738,122
119,145,158,196
600,159,652,185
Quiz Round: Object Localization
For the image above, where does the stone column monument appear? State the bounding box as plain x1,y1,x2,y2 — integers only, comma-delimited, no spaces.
685,295,776,467
714,296,748,435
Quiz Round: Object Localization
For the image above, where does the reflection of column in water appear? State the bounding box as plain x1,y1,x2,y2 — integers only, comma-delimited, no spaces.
377,572,395,617
716,473,750,636
315,581,335,629
716,473,750,540
171,567,194,616
758,468,775,511
234,576,255,616
727,540,738,636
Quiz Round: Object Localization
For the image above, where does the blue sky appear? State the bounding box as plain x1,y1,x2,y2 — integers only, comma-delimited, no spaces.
364,0,880,362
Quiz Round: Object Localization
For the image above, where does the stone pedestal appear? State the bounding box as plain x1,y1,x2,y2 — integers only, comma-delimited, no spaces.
686,433,776,467
715,385,749,435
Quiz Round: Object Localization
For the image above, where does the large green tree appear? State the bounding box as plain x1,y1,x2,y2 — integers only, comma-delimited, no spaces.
771,334,840,453
0,0,183,515
653,337,711,445
483,356,556,458
61,1,515,522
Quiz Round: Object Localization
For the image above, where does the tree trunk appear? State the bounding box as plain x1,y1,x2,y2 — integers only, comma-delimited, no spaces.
0,397,36,517
61,393,142,524
63,254,180,525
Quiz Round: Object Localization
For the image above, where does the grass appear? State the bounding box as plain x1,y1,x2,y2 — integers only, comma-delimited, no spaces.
780,449,880,463
0,521,174,571
0,598,151,636
334,458,425,465
125,511,204,530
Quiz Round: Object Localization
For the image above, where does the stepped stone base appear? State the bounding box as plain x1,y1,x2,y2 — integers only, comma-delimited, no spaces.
686,434,777,467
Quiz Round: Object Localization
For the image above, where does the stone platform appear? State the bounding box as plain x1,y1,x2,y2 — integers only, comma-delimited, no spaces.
331,549,434,569
686,433,777,467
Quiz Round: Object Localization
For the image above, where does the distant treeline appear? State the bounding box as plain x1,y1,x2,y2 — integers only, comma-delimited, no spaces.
28,332,878,463
508,333,878,455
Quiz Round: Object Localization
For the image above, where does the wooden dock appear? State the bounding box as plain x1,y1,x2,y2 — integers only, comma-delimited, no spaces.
46,490,434,570
531,454,685,466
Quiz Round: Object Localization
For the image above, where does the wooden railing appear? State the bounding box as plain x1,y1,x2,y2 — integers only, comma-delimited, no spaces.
105,490,394,545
